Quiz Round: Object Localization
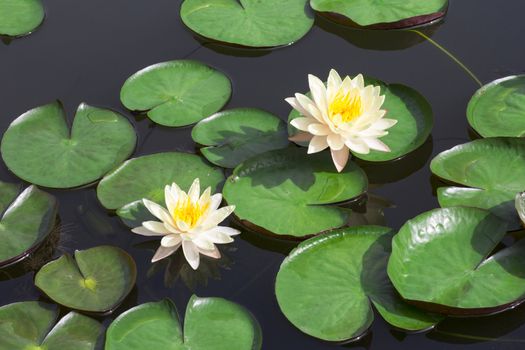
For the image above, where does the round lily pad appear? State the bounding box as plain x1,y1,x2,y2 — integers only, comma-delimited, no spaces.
120,60,231,127
431,138,525,227
35,246,136,313
223,147,368,237
0,301,103,350
0,0,44,37
288,78,433,162
97,152,224,210
105,296,262,350
0,184,57,267
516,192,525,227
192,108,289,168
388,207,525,315
180,0,314,47
310,0,448,29
467,75,525,138
275,226,440,342
1,101,137,189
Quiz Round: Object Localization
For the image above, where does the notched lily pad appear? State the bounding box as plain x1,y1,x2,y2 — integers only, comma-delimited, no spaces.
310,0,448,29
223,147,368,237
275,226,441,342
120,60,231,127
288,78,433,162
105,296,262,349
1,101,137,189
97,152,225,211
0,301,103,350
180,0,314,48
431,137,525,229
467,75,525,138
0,184,57,268
35,246,136,313
388,207,525,315
0,0,44,37
192,108,289,168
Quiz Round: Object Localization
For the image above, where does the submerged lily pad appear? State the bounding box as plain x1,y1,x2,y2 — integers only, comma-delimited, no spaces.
223,147,367,237
517,192,525,227
105,296,262,349
180,0,314,47
1,101,137,189
467,75,525,138
275,226,440,342
0,0,44,36
431,138,525,228
35,246,136,313
120,60,231,127
0,301,103,350
310,0,448,28
0,184,57,267
97,152,224,210
288,78,433,162
388,207,525,314
192,108,289,168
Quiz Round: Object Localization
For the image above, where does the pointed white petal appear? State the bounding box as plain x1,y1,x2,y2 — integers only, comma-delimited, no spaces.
176,219,190,232
363,138,391,152
331,147,350,172
295,93,323,122
327,69,343,100
308,74,328,112
290,117,316,131
308,135,329,154
199,187,211,207
143,199,173,225
203,229,235,244
164,185,178,215
151,244,180,263
208,193,223,212
372,118,398,130
289,132,314,143
188,178,200,203
345,139,370,154
353,74,365,90
182,240,200,270
132,226,166,237
198,246,221,259
143,221,171,234
215,226,241,236
192,236,216,250
307,123,331,136
285,97,312,119
161,234,182,247
327,133,345,150
201,205,235,229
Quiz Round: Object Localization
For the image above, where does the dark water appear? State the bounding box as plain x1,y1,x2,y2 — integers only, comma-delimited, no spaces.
1,0,525,349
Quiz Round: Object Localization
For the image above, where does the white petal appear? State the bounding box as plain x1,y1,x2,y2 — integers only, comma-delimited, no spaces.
143,199,173,225
308,74,328,113
203,229,235,244
176,219,191,232
161,234,182,247
198,187,211,207
188,178,200,203
327,133,345,150
152,244,180,263
182,240,200,270
170,182,183,199
363,138,391,152
290,117,316,131
372,118,398,130
193,236,216,250
143,221,171,234
327,69,342,100
131,226,165,237
353,74,365,90
285,97,312,119
198,247,221,259
289,132,313,143
208,193,223,212
164,185,178,215
308,136,329,154
295,93,323,122
307,123,331,136
201,205,235,229
346,139,370,154
214,226,241,236
331,147,350,172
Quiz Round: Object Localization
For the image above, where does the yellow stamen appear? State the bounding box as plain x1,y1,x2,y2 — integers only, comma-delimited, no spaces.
329,90,363,123
172,197,208,229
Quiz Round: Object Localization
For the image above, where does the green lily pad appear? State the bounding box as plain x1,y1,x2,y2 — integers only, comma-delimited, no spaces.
0,0,44,37
223,147,368,237
35,246,136,313
288,78,433,162
467,75,525,138
180,0,314,47
516,192,525,227
105,296,262,350
388,207,525,314
97,152,224,211
0,184,57,267
310,0,448,28
1,101,137,189
192,108,289,168
120,60,231,127
275,226,440,342
0,301,103,350
431,137,525,227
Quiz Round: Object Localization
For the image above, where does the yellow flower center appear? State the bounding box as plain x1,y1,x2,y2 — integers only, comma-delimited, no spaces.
329,90,363,123
172,197,208,228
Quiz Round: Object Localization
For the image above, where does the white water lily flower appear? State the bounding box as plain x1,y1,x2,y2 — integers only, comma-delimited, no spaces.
132,178,240,270
286,69,398,172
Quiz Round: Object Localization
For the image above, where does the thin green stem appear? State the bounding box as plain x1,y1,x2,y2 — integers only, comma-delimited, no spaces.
410,30,483,87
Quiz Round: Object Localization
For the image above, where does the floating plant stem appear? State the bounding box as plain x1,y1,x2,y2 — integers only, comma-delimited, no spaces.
410,30,482,87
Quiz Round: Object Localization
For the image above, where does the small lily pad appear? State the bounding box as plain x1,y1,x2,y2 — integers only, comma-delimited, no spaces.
275,226,440,342
0,301,103,350
310,0,448,28
97,152,224,210
516,192,525,227
0,184,57,267
388,207,525,314
192,108,289,168
467,75,525,138
223,147,368,237
120,60,231,127
180,0,314,47
105,296,262,349
35,246,136,313
1,101,137,189
0,0,44,36
288,78,433,162
431,138,525,227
